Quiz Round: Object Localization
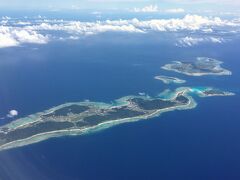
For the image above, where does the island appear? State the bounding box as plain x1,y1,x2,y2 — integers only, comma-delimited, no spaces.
190,87,235,97
154,75,186,84
0,87,234,151
161,57,232,76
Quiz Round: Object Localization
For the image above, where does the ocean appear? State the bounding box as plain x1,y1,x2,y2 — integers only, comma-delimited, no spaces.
0,14,240,179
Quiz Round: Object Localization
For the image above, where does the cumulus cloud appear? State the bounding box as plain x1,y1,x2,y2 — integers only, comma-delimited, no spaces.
165,8,185,13
15,21,32,25
7,110,18,118
27,14,239,33
1,16,11,20
105,14,237,32
0,26,49,48
208,37,223,43
177,36,224,47
27,20,145,34
0,14,239,48
202,28,213,33
132,5,185,13
0,32,19,48
12,29,48,44
177,36,204,46
133,5,159,13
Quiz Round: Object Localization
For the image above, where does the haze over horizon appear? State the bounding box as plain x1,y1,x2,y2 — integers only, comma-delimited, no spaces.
0,0,239,15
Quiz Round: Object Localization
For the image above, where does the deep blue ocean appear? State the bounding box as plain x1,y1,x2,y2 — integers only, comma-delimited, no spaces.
0,12,240,180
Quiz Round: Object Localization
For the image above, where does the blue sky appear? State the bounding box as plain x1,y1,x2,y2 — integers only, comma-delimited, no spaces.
0,0,239,13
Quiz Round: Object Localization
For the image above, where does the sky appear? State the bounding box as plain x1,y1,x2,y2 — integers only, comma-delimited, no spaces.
0,0,239,14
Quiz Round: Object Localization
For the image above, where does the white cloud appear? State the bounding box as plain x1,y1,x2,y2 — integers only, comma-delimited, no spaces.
208,37,223,43
177,36,204,46
1,16,11,20
165,8,185,13
202,28,213,33
37,15,43,19
7,110,18,118
27,20,144,34
132,5,185,14
133,5,159,13
15,21,32,25
0,20,8,25
0,26,49,48
177,36,224,47
0,14,238,48
12,29,48,44
0,32,19,48
28,14,239,33
91,11,102,15
68,36,79,40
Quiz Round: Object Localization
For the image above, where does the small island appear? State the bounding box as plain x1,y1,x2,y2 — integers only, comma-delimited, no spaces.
161,57,232,76
0,87,234,151
154,75,186,84
190,87,235,97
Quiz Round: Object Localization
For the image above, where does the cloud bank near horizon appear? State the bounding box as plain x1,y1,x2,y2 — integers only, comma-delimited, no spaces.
0,0,239,17
176,36,224,47
131,5,185,13
0,14,239,48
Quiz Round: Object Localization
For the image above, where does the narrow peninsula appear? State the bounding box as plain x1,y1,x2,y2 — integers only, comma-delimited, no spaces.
0,87,234,151
161,57,232,76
